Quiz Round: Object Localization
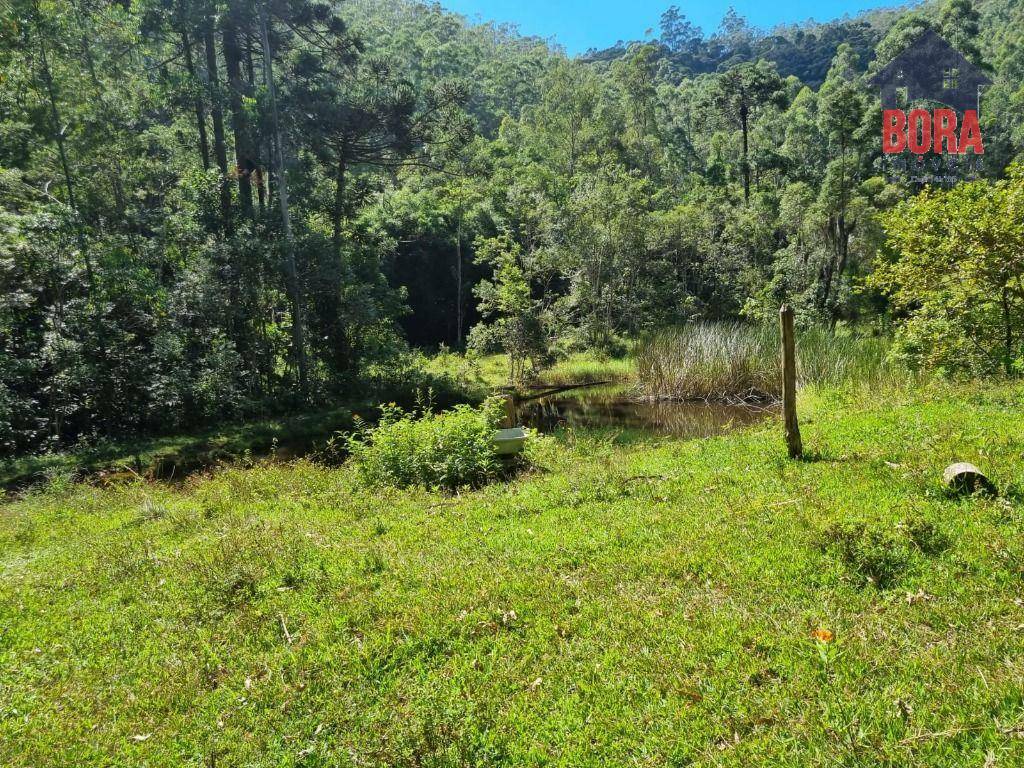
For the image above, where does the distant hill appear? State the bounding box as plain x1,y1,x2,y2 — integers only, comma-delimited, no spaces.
581,4,917,87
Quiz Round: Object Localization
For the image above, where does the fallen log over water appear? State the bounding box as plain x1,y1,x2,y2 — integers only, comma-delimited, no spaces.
499,380,612,403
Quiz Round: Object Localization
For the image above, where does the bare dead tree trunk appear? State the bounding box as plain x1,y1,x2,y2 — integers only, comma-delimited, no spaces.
456,216,463,348
37,23,114,430
245,32,266,217
39,35,94,293
223,11,254,218
182,30,211,170
203,25,232,228
740,103,750,204
1002,283,1013,375
332,153,346,250
259,5,308,397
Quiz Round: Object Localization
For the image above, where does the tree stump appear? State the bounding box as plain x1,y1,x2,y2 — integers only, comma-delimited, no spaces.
943,462,995,495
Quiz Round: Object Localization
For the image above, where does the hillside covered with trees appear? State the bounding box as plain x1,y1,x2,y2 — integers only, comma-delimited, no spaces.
2,0,1024,455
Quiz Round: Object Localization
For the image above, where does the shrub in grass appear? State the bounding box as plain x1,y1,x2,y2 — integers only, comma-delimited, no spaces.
361,351,476,411
821,522,913,588
347,399,506,490
905,519,951,556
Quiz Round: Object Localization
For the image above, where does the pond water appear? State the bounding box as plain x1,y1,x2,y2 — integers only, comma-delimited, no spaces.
518,386,777,439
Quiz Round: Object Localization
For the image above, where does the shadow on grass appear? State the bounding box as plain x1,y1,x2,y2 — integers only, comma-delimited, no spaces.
795,448,846,464
998,483,1024,504
942,481,1011,503
2,406,365,495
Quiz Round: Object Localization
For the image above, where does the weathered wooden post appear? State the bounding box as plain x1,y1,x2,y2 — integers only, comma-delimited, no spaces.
502,392,517,429
780,304,803,459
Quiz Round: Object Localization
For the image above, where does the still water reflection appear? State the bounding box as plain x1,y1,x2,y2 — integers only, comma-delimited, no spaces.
519,388,776,439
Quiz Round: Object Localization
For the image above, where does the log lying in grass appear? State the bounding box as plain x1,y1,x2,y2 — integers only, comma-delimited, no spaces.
943,462,996,495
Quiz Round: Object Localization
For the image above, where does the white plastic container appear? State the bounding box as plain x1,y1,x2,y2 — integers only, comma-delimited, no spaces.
493,427,527,456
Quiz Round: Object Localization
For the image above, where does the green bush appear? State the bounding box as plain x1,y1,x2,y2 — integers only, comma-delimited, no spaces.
821,522,912,588
347,398,507,490
873,168,1024,377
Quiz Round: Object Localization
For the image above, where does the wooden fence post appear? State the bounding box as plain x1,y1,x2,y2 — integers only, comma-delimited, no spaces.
780,304,803,459
502,393,517,429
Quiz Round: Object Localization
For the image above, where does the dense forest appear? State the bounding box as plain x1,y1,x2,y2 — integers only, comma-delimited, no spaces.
2,0,1023,455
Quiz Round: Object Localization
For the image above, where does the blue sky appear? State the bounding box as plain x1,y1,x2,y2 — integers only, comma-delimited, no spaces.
439,0,902,55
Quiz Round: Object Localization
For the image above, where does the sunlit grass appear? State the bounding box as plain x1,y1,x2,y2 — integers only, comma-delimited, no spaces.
539,351,634,385
425,350,634,389
423,350,509,390
2,382,1024,765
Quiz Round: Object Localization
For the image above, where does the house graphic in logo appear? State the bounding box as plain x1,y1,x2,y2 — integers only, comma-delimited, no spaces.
870,29,990,181
869,29,990,114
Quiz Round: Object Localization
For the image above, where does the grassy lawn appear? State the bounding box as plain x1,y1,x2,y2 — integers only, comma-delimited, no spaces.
3,382,1024,765
425,350,635,390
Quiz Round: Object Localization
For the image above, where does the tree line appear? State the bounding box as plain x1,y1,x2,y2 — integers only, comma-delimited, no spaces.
1,0,1022,454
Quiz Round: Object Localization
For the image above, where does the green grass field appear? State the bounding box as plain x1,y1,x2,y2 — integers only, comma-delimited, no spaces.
3,382,1024,765
424,350,635,390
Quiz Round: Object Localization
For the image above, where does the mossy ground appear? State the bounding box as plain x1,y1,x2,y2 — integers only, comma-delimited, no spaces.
2,382,1024,766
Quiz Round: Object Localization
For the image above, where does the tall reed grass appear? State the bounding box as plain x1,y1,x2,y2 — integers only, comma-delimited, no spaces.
635,322,910,402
